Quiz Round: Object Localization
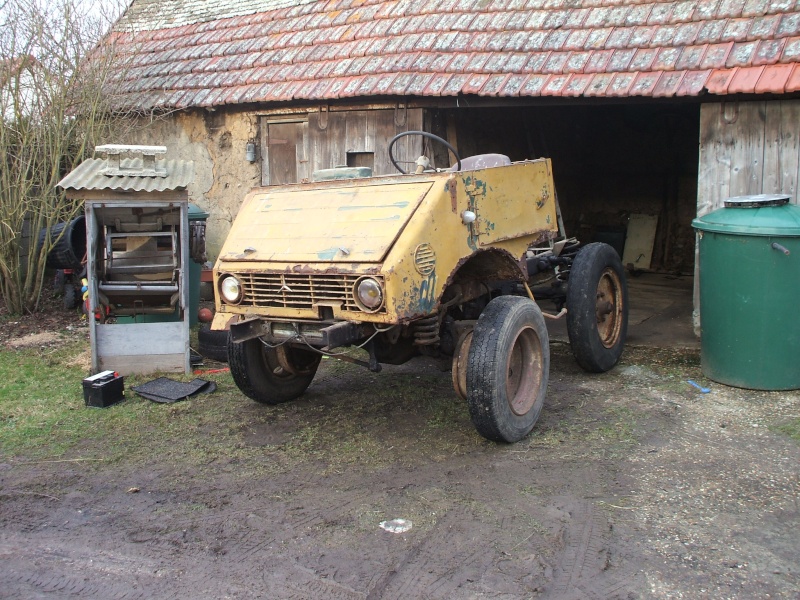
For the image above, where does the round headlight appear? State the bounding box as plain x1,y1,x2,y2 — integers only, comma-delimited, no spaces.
219,275,242,304
355,277,383,311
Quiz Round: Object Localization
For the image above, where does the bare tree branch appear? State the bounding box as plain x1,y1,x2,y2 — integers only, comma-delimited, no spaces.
0,0,137,314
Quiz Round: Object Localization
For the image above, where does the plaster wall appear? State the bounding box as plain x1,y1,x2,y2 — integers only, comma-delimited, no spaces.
125,108,260,259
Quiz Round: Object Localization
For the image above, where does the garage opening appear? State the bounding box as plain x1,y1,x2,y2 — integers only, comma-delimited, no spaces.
442,102,700,276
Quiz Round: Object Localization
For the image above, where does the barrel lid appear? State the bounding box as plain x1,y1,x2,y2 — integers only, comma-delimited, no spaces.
188,203,209,220
724,194,791,208
693,194,800,236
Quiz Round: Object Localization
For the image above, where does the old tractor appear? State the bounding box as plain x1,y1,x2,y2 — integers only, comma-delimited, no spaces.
211,132,628,443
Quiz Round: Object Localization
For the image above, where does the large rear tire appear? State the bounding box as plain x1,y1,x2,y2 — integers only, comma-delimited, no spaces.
228,338,320,404
566,242,628,373
466,296,550,443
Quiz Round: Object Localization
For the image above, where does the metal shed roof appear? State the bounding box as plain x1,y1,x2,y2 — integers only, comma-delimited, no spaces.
58,157,195,192
105,0,800,110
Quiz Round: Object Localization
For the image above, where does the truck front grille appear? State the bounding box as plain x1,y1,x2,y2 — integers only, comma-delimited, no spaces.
236,272,385,313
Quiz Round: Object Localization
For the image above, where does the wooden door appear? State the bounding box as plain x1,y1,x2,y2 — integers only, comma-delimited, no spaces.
260,120,309,186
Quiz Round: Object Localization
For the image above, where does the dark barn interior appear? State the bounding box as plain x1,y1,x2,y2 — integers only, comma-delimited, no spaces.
441,102,700,275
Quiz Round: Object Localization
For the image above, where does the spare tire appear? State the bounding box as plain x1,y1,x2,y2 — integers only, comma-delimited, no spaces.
38,216,86,270
198,325,229,363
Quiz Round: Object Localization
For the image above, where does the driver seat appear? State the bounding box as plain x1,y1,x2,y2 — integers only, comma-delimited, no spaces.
450,153,511,172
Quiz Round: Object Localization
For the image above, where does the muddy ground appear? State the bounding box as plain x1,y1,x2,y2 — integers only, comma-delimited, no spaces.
1,300,799,599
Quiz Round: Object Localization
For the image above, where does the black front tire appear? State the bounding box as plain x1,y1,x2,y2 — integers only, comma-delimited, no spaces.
466,296,550,443
228,338,321,404
566,242,628,373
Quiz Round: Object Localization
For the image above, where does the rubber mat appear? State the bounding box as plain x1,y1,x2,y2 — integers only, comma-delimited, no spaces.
132,377,216,404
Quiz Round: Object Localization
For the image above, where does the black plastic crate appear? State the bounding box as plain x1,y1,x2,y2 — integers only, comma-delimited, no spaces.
82,371,125,408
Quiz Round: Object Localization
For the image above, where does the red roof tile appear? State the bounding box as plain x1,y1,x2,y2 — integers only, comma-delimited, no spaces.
583,72,615,96
754,62,794,91
499,73,527,95
728,64,765,91
562,73,594,95
785,64,800,91
519,73,550,96
676,69,711,94
754,38,787,63
727,40,760,65
705,67,738,92
629,71,661,95
652,70,686,96
676,44,709,70
104,0,800,108
700,42,735,68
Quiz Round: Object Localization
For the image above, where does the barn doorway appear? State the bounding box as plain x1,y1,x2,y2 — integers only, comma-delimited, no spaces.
443,102,700,275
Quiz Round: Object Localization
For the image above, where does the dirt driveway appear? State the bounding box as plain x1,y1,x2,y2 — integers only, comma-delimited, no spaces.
1,320,798,600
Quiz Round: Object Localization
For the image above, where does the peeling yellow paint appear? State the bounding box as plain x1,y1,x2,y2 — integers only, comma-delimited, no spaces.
215,159,559,325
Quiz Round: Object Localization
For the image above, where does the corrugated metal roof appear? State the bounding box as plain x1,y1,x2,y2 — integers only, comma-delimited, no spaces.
58,157,194,192
105,0,800,109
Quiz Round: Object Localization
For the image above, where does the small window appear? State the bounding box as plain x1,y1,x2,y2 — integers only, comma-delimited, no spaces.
346,151,374,171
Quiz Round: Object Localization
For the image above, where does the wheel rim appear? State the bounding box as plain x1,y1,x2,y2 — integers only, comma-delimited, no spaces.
595,267,624,349
506,326,543,416
259,344,297,380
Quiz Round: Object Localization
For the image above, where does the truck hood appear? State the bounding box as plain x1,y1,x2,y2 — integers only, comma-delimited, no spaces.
220,180,434,263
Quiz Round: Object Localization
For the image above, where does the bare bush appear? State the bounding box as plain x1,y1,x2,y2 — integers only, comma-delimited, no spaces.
0,0,130,314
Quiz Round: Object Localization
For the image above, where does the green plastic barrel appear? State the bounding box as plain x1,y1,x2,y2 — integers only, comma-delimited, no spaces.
188,204,209,326
692,194,800,390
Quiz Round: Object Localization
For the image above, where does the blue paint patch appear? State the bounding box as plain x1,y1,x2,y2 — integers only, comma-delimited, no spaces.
316,249,339,260
417,272,437,313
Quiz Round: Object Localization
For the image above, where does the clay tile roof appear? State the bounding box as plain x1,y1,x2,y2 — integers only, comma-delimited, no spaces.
104,0,800,109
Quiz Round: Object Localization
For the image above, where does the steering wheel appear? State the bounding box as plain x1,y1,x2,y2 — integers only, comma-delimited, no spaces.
388,131,461,174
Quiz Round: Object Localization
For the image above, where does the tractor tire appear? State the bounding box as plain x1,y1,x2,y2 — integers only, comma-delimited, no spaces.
466,296,549,443
228,337,320,405
198,325,229,363
566,242,628,373
63,284,79,310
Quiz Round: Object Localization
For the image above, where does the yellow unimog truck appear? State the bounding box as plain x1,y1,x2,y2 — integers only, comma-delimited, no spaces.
212,132,627,443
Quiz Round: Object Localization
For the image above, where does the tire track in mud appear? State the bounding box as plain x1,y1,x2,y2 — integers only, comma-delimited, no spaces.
365,507,491,600
0,536,178,599
549,501,636,600
263,563,367,600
